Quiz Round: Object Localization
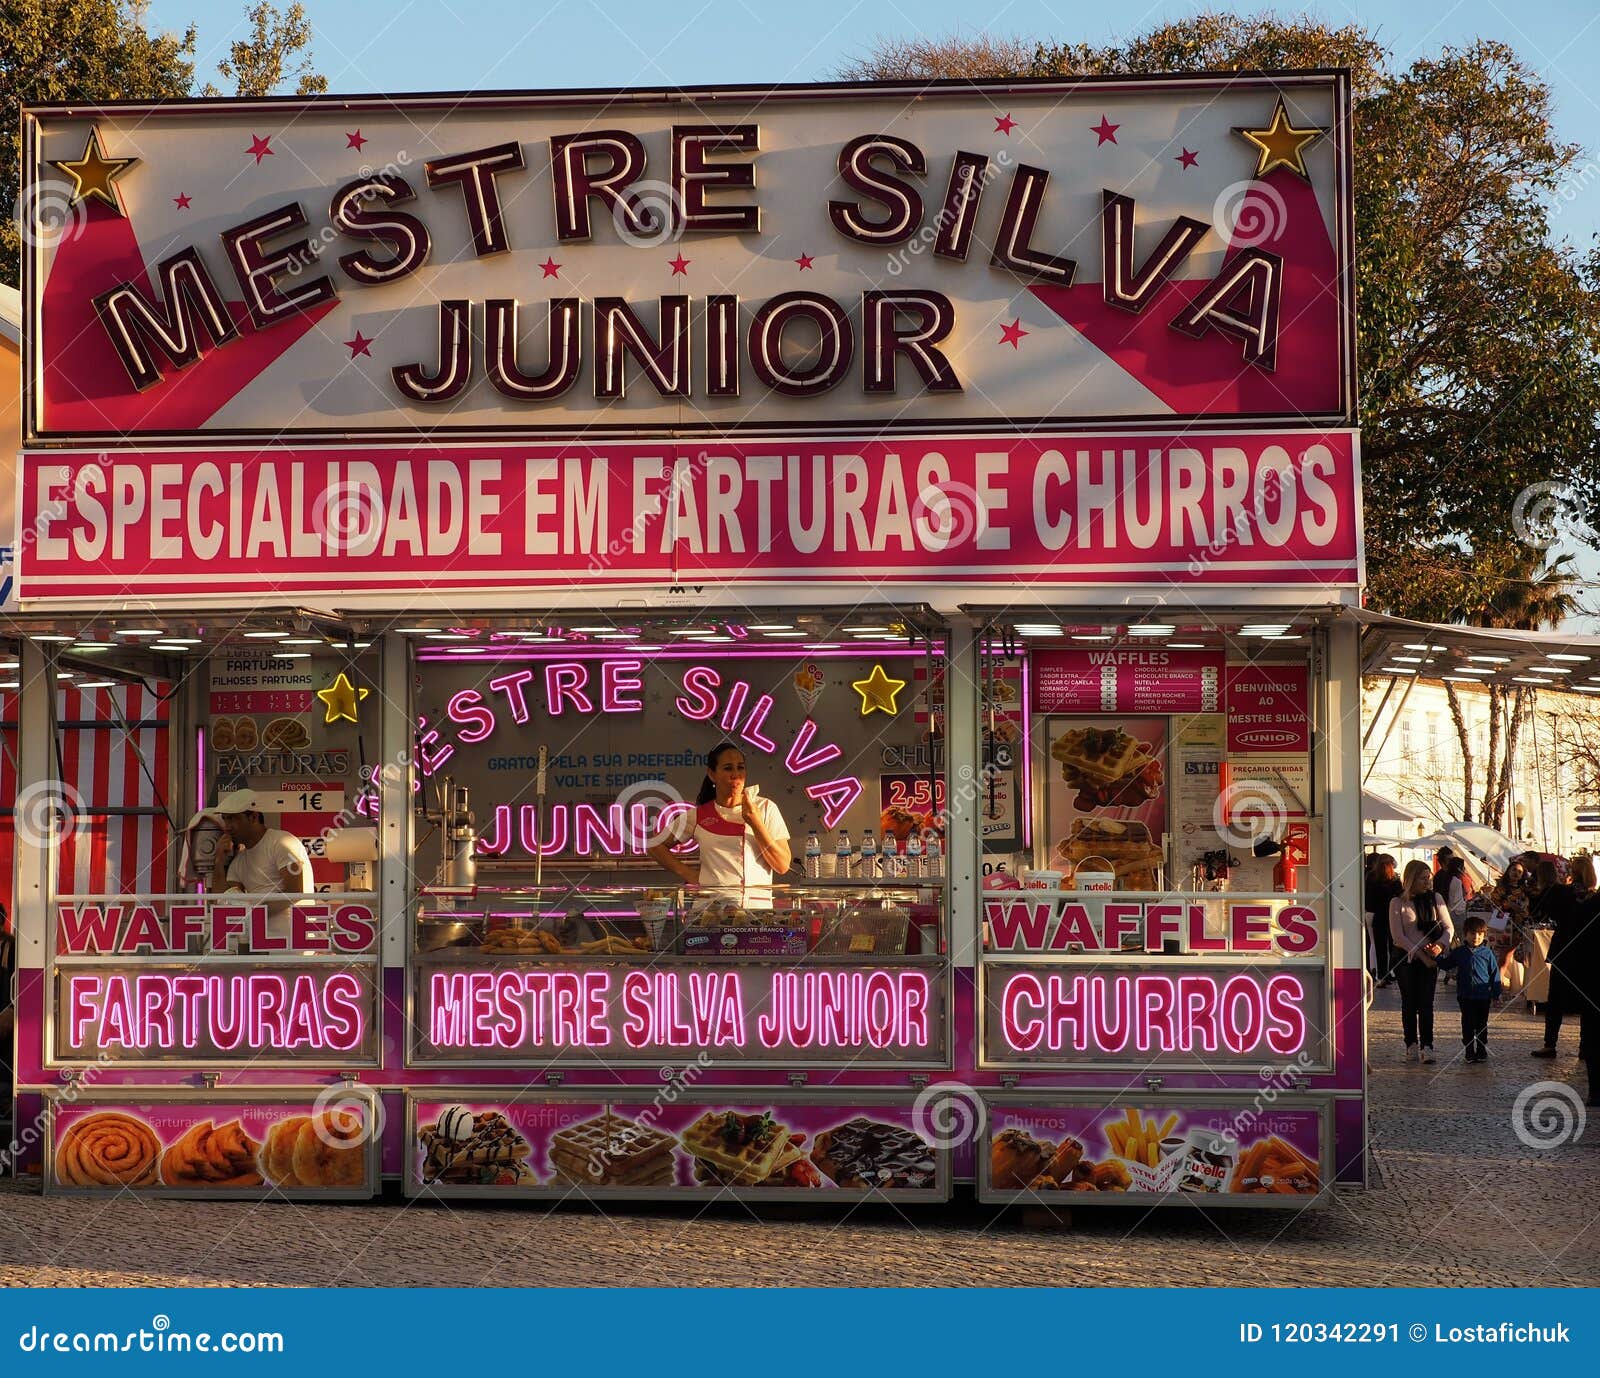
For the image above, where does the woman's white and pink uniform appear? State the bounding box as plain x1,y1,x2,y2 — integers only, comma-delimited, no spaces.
677,794,790,908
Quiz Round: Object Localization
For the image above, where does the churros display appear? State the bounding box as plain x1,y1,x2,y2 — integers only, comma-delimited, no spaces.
987,1108,1322,1199
159,1120,263,1187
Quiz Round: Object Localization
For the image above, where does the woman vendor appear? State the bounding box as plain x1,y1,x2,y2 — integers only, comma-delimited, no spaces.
647,742,792,907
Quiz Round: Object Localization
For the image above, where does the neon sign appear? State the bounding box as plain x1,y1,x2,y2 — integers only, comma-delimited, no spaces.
993,970,1309,1058
421,965,936,1062
62,970,370,1055
421,659,866,844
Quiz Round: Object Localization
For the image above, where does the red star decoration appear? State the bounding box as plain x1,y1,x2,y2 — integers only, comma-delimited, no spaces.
172,193,192,210
994,113,1018,135
795,253,815,271
247,134,274,164
539,256,561,278
345,331,373,358
1177,148,1199,169
668,252,691,276
1091,117,1119,146
346,130,368,151
998,318,1029,349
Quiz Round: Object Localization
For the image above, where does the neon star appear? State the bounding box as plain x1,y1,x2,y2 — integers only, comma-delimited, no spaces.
1091,117,1119,145
48,129,139,212
247,134,275,164
851,664,907,717
316,672,370,724
998,318,1029,349
1235,97,1325,181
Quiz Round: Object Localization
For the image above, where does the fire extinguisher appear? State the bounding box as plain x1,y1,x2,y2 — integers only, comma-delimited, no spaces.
1273,849,1298,894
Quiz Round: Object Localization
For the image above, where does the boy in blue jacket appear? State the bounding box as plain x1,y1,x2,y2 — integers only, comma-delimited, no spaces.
1432,916,1502,1062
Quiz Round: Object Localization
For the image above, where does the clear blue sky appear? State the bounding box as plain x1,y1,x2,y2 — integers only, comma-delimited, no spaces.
143,0,1600,613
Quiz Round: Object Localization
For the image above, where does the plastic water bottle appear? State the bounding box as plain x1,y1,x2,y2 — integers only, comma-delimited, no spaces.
906,830,924,878
804,833,821,878
881,833,900,879
927,831,945,879
859,829,878,879
833,830,852,879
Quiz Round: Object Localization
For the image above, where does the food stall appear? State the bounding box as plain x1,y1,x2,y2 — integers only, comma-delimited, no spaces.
9,69,1364,1205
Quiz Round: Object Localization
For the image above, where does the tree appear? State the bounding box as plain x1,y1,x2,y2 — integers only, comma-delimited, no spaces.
204,2,326,98
840,15,1600,620
836,31,1039,81
2,1,328,286
0,0,196,284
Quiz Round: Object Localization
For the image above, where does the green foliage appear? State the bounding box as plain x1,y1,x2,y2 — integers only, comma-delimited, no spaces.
850,13,1600,622
0,0,196,284
1,0,326,285
203,2,327,98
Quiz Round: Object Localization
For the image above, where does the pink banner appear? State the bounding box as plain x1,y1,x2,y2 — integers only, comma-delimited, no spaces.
1224,663,1312,753
18,432,1360,600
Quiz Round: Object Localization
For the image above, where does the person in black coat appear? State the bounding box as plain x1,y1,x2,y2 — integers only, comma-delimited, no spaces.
1365,853,1401,988
1532,855,1592,1058
1555,880,1600,1106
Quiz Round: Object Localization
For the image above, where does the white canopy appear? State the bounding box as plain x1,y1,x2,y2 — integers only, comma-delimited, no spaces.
1412,821,1526,873
1361,788,1420,823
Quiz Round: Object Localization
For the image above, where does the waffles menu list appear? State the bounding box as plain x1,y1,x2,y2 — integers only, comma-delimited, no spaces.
1034,649,1224,714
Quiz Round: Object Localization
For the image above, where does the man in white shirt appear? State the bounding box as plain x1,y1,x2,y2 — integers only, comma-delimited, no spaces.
208,789,313,943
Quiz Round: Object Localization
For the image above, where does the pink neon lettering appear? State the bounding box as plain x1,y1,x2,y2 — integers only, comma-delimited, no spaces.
719,679,750,732
601,659,644,712
583,970,612,1046
521,804,569,855
284,972,325,1049
138,976,176,1050
487,668,535,722
101,975,135,1046
573,803,624,855
805,775,863,827
1264,974,1307,1054
1220,974,1265,1053
415,718,455,776
741,694,777,751
784,717,842,773
477,804,512,855
1136,975,1177,1052
321,973,365,1051
68,976,99,1046
447,688,497,743
1089,972,1131,1052
1001,972,1045,1052
544,662,593,715
676,664,720,719
250,975,289,1048
1178,974,1220,1052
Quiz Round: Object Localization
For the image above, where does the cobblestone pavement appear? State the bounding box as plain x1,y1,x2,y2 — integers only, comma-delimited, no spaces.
2,991,1596,1287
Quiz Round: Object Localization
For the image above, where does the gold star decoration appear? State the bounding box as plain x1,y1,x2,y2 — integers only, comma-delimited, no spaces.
851,663,907,717
316,672,370,724
48,128,139,213
1234,98,1326,181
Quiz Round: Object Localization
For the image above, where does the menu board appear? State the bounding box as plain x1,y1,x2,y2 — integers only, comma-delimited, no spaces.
1035,649,1223,714
1223,663,1311,819
1172,713,1228,881
1042,715,1167,888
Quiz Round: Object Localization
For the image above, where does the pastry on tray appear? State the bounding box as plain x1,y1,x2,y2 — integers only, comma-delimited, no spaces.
419,1108,535,1186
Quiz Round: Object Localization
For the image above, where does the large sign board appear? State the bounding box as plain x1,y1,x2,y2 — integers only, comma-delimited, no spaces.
21,75,1353,443
17,429,1361,599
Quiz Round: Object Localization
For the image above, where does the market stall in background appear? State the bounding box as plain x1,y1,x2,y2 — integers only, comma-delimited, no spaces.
8,69,1364,1206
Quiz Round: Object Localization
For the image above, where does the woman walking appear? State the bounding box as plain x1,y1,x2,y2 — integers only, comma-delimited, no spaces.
1390,859,1454,1063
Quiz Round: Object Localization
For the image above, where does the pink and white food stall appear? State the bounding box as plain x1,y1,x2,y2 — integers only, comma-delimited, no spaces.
6,70,1366,1206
